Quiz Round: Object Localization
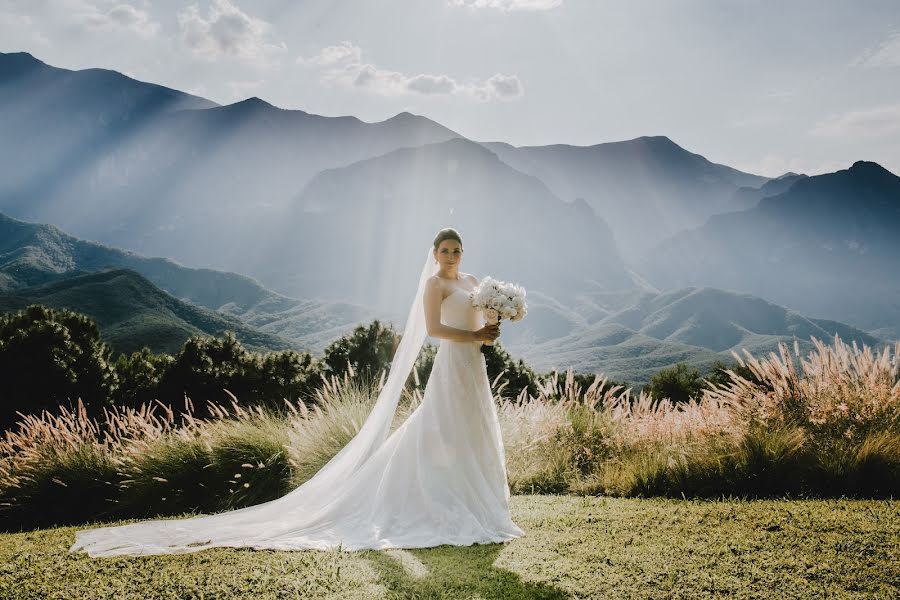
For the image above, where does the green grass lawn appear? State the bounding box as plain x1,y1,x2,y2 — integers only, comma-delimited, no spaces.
2,496,898,599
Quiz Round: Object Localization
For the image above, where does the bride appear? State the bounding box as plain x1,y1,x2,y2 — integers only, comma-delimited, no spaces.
70,227,525,557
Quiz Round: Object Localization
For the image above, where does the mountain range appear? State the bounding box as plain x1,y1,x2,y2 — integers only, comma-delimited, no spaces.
253,136,633,310
0,50,896,384
640,161,900,334
2,210,885,385
482,138,768,260
504,286,882,383
0,268,296,356
0,212,375,353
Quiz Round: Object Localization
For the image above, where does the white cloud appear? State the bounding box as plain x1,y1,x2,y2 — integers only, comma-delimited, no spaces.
85,3,160,38
177,0,286,66
852,31,900,68
1,0,159,38
296,41,362,67
297,41,523,102
484,73,523,98
811,103,900,139
449,0,563,11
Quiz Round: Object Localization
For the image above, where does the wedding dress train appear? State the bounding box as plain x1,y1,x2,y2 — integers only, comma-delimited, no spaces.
70,281,524,557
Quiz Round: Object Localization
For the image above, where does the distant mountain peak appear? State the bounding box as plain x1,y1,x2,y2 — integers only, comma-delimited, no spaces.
205,96,311,117
232,96,276,109
850,160,895,178
387,111,418,120
380,111,451,130
0,50,42,63
0,51,52,75
634,135,676,145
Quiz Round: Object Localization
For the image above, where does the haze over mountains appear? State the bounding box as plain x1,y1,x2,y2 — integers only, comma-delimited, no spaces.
255,137,633,310
503,286,881,382
482,139,768,260
642,161,900,336
0,212,375,353
0,268,296,356
3,209,880,384
0,52,460,270
1,50,896,383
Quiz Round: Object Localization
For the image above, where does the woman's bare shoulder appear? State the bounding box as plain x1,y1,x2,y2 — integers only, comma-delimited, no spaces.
462,273,479,285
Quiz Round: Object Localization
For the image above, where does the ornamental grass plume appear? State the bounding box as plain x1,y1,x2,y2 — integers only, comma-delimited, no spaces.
703,335,900,495
2,335,897,531
705,335,900,438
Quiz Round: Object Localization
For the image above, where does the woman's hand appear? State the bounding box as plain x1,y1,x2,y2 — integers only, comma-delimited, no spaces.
474,323,500,343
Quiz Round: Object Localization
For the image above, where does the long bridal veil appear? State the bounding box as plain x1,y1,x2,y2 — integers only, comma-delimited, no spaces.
71,246,440,557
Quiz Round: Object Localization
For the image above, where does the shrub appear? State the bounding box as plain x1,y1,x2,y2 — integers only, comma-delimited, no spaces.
112,348,174,408
322,320,398,384
0,305,115,428
645,362,705,404
154,332,321,417
482,341,539,401
114,399,295,518
2,335,897,530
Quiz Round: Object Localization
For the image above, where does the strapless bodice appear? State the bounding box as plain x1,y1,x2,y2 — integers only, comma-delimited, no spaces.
441,287,482,332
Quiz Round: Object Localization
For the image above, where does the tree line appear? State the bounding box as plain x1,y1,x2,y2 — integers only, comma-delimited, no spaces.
0,304,754,430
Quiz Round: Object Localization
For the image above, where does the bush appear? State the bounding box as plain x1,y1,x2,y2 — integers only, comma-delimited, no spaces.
645,362,705,404
322,320,398,385
153,332,321,417
112,348,174,408
113,408,295,519
0,305,115,428
482,341,539,400
3,322,898,531
409,343,437,390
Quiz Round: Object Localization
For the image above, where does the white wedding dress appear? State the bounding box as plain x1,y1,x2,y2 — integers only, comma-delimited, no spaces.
70,251,524,557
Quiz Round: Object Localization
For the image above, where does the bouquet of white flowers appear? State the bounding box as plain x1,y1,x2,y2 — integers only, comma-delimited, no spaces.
468,276,527,346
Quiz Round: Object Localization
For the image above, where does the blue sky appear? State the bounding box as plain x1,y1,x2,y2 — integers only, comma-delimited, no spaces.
2,0,899,176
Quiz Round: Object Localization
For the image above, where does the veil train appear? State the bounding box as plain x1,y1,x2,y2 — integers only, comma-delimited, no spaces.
70,246,440,556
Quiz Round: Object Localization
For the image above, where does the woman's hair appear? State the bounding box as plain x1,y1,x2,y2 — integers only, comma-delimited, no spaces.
432,227,462,250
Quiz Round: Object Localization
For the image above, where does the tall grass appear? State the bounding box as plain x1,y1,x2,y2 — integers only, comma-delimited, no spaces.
501,336,899,498
2,336,897,529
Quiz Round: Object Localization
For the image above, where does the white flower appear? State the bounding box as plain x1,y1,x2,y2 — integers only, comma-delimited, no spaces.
470,275,527,325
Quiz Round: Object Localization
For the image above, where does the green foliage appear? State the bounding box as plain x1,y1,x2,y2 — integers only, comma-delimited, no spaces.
4,498,898,599
645,362,705,404
114,421,295,519
0,305,115,428
0,442,122,529
155,332,321,416
0,305,322,425
320,319,440,395
112,348,174,408
322,319,398,385
481,341,539,400
0,268,295,357
409,343,437,390
596,425,814,499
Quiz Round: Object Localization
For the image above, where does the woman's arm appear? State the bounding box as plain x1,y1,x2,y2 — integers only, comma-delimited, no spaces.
423,276,479,342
